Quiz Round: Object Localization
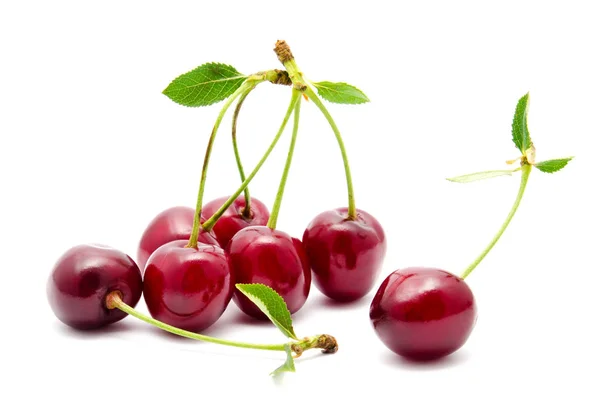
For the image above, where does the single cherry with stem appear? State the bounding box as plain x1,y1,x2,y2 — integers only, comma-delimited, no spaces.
47,244,143,330
201,87,270,249
369,93,573,360
273,41,387,302
228,88,311,319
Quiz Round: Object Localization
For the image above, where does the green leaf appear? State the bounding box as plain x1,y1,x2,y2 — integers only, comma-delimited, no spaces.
235,284,298,340
447,169,519,183
312,81,369,104
511,92,532,154
270,344,296,376
162,63,247,107
534,157,573,173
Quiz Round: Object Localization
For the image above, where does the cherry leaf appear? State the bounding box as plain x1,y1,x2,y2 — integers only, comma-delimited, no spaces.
312,81,369,104
534,157,573,173
512,93,533,154
235,284,298,340
162,62,247,107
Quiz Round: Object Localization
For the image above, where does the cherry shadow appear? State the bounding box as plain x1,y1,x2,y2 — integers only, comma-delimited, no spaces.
381,349,470,371
314,294,372,310
55,319,141,339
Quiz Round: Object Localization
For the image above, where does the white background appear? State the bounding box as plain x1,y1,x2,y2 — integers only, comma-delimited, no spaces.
2,1,599,400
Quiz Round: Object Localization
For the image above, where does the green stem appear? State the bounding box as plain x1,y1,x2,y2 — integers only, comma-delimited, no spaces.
106,292,338,356
232,88,253,218
461,164,532,279
107,292,284,351
187,82,253,248
267,90,301,229
278,53,357,219
202,91,302,232
305,87,356,219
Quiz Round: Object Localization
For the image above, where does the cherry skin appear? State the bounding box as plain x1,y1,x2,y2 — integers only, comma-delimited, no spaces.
227,226,311,319
369,267,477,360
201,195,270,248
302,207,386,302
137,206,218,272
47,244,143,330
143,240,233,332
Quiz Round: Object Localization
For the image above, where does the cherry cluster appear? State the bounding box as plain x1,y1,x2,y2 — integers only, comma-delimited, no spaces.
47,40,572,367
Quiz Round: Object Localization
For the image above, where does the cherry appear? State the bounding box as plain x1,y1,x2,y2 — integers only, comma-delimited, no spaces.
201,195,270,248
369,267,477,360
302,207,386,302
47,244,143,330
227,226,311,319
137,206,218,272
143,240,233,331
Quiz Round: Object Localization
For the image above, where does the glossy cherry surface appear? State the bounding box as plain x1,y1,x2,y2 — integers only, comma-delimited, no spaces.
227,226,311,319
201,195,270,248
369,267,477,360
302,207,386,302
47,244,143,330
137,206,218,272
143,240,233,331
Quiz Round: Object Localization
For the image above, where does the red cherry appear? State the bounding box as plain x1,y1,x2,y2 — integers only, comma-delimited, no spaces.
201,195,270,248
47,244,143,330
369,267,477,360
227,226,311,319
143,240,233,332
302,207,386,302
137,206,218,272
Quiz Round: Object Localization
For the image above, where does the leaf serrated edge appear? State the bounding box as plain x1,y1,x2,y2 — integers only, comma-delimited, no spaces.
534,156,574,173
161,62,247,107
235,283,298,340
311,81,370,104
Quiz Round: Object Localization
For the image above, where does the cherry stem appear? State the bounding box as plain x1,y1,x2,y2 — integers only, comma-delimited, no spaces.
232,87,254,219
201,90,302,232
461,163,532,279
105,292,338,356
187,81,253,248
305,88,356,219
275,42,357,219
267,89,302,229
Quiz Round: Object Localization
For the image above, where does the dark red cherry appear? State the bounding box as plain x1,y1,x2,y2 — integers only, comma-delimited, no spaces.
143,240,233,331
47,244,143,330
137,206,218,272
201,195,270,248
227,226,311,319
369,267,477,360
302,207,386,302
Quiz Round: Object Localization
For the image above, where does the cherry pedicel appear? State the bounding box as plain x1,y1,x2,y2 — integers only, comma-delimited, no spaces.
137,206,219,272
228,89,311,318
47,244,143,330
269,41,387,303
369,93,574,361
200,90,271,248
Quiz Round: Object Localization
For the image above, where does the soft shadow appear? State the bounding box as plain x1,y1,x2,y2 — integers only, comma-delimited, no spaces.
229,311,277,327
381,350,470,371
314,293,372,310
55,319,139,339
